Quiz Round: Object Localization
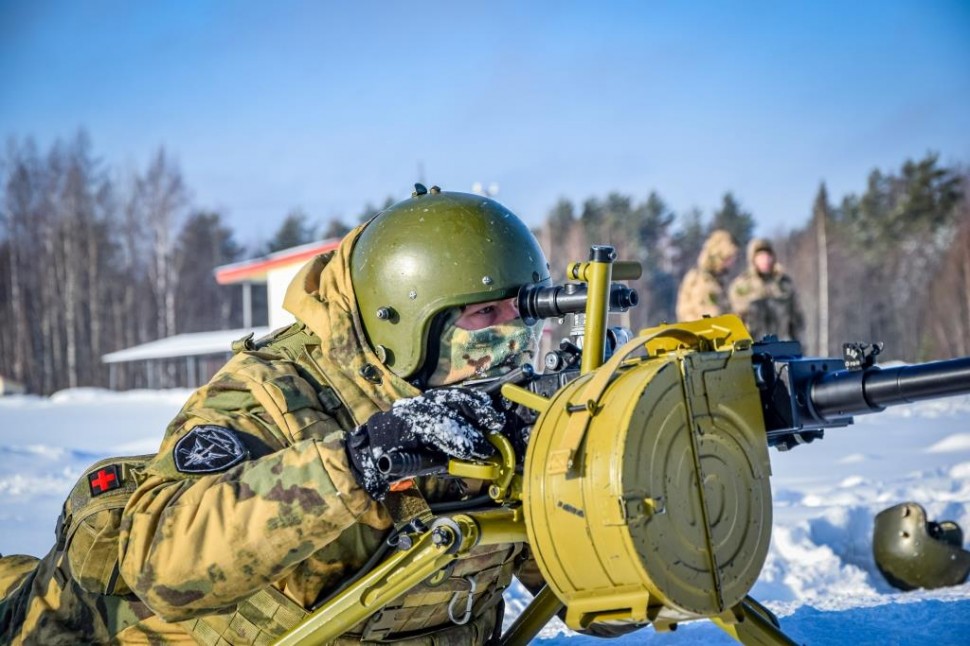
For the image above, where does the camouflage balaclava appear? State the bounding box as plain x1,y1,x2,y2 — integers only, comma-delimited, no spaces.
426,308,542,387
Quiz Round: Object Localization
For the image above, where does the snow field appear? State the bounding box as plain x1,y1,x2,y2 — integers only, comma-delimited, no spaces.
1,389,968,644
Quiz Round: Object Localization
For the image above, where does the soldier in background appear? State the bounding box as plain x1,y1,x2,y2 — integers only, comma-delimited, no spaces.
729,238,804,341
675,229,739,322
0,188,551,644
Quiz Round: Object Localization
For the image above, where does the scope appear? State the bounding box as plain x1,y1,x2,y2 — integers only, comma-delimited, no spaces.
517,282,639,325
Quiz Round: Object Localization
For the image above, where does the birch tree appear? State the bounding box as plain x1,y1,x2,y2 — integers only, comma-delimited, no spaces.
140,148,187,341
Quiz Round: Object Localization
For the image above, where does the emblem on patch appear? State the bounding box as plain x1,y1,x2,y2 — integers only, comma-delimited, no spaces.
88,464,123,496
174,425,249,474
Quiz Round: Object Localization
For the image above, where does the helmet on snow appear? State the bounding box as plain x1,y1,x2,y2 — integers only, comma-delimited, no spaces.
350,185,550,380
872,502,970,591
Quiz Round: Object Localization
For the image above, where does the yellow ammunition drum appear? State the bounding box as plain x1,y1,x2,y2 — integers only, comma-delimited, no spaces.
523,333,773,629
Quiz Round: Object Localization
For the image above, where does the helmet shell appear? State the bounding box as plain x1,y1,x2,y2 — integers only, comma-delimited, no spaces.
351,190,550,378
872,502,970,590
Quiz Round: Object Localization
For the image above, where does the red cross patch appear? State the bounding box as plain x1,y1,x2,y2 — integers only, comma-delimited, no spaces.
88,465,122,496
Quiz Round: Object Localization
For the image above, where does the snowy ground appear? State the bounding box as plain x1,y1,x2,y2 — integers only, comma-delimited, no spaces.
1,388,969,644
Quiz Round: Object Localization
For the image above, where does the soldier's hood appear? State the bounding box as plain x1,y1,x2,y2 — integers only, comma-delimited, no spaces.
746,237,784,276
698,229,739,274
282,226,419,424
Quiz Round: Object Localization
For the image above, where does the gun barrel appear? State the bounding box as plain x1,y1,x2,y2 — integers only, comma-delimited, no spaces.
811,356,970,420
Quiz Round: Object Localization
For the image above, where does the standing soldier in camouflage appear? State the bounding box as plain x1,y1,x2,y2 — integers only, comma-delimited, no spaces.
0,187,551,644
728,238,804,341
675,229,739,322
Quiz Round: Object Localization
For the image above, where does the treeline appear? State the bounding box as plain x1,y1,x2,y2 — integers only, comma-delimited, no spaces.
0,132,387,394
0,133,247,394
540,153,968,361
536,190,755,335
781,155,968,359
1,131,966,395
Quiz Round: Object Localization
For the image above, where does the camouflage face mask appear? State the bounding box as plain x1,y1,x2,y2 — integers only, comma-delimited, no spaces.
426,309,542,387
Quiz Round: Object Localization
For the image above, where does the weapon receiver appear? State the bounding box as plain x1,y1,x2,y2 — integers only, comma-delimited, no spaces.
276,246,970,646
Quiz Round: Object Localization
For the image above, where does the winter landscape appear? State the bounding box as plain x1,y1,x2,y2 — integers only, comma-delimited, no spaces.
4,3,970,644
1,386,968,644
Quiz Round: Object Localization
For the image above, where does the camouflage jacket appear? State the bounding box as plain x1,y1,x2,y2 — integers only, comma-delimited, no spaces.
675,267,728,322
728,265,804,342
0,226,520,645
675,231,739,322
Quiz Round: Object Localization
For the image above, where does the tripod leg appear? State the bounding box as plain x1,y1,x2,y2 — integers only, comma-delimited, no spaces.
712,596,799,646
498,586,563,646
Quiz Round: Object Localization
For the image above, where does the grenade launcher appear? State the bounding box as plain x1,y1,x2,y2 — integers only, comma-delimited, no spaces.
277,246,970,646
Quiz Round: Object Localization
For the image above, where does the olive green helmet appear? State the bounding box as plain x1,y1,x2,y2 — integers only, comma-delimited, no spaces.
872,502,970,591
351,186,550,380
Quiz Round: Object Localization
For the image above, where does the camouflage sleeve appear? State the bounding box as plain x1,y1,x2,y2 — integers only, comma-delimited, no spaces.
118,355,382,621
513,546,546,596
675,270,700,321
728,275,749,316
678,270,726,321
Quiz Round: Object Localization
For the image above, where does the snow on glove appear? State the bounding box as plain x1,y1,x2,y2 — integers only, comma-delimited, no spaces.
345,387,503,500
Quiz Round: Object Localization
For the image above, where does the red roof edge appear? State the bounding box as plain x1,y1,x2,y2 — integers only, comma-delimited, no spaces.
215,239,341,285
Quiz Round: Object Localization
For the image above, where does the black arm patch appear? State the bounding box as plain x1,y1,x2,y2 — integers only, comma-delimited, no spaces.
174,425,249,474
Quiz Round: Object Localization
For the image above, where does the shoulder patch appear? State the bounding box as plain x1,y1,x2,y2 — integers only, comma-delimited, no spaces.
88,464,123,496
174,425,249,474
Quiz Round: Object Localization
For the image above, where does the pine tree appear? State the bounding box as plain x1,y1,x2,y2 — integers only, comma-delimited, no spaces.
710,192,754,251
322,218,351,240
267,209,317,252
580,197,605,244
632,192,676,325
547,198,576,250
175,211,243,333
672,207,706,280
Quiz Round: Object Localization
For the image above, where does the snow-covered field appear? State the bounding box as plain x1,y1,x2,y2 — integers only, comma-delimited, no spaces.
2,388,969,644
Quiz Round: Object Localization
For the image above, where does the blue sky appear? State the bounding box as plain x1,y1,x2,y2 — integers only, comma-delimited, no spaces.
2,1,968,246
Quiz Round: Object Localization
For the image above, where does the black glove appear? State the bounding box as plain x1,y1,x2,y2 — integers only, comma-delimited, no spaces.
345,388,504,500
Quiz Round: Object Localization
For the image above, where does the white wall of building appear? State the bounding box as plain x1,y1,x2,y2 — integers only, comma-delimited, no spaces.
267,264,304,330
